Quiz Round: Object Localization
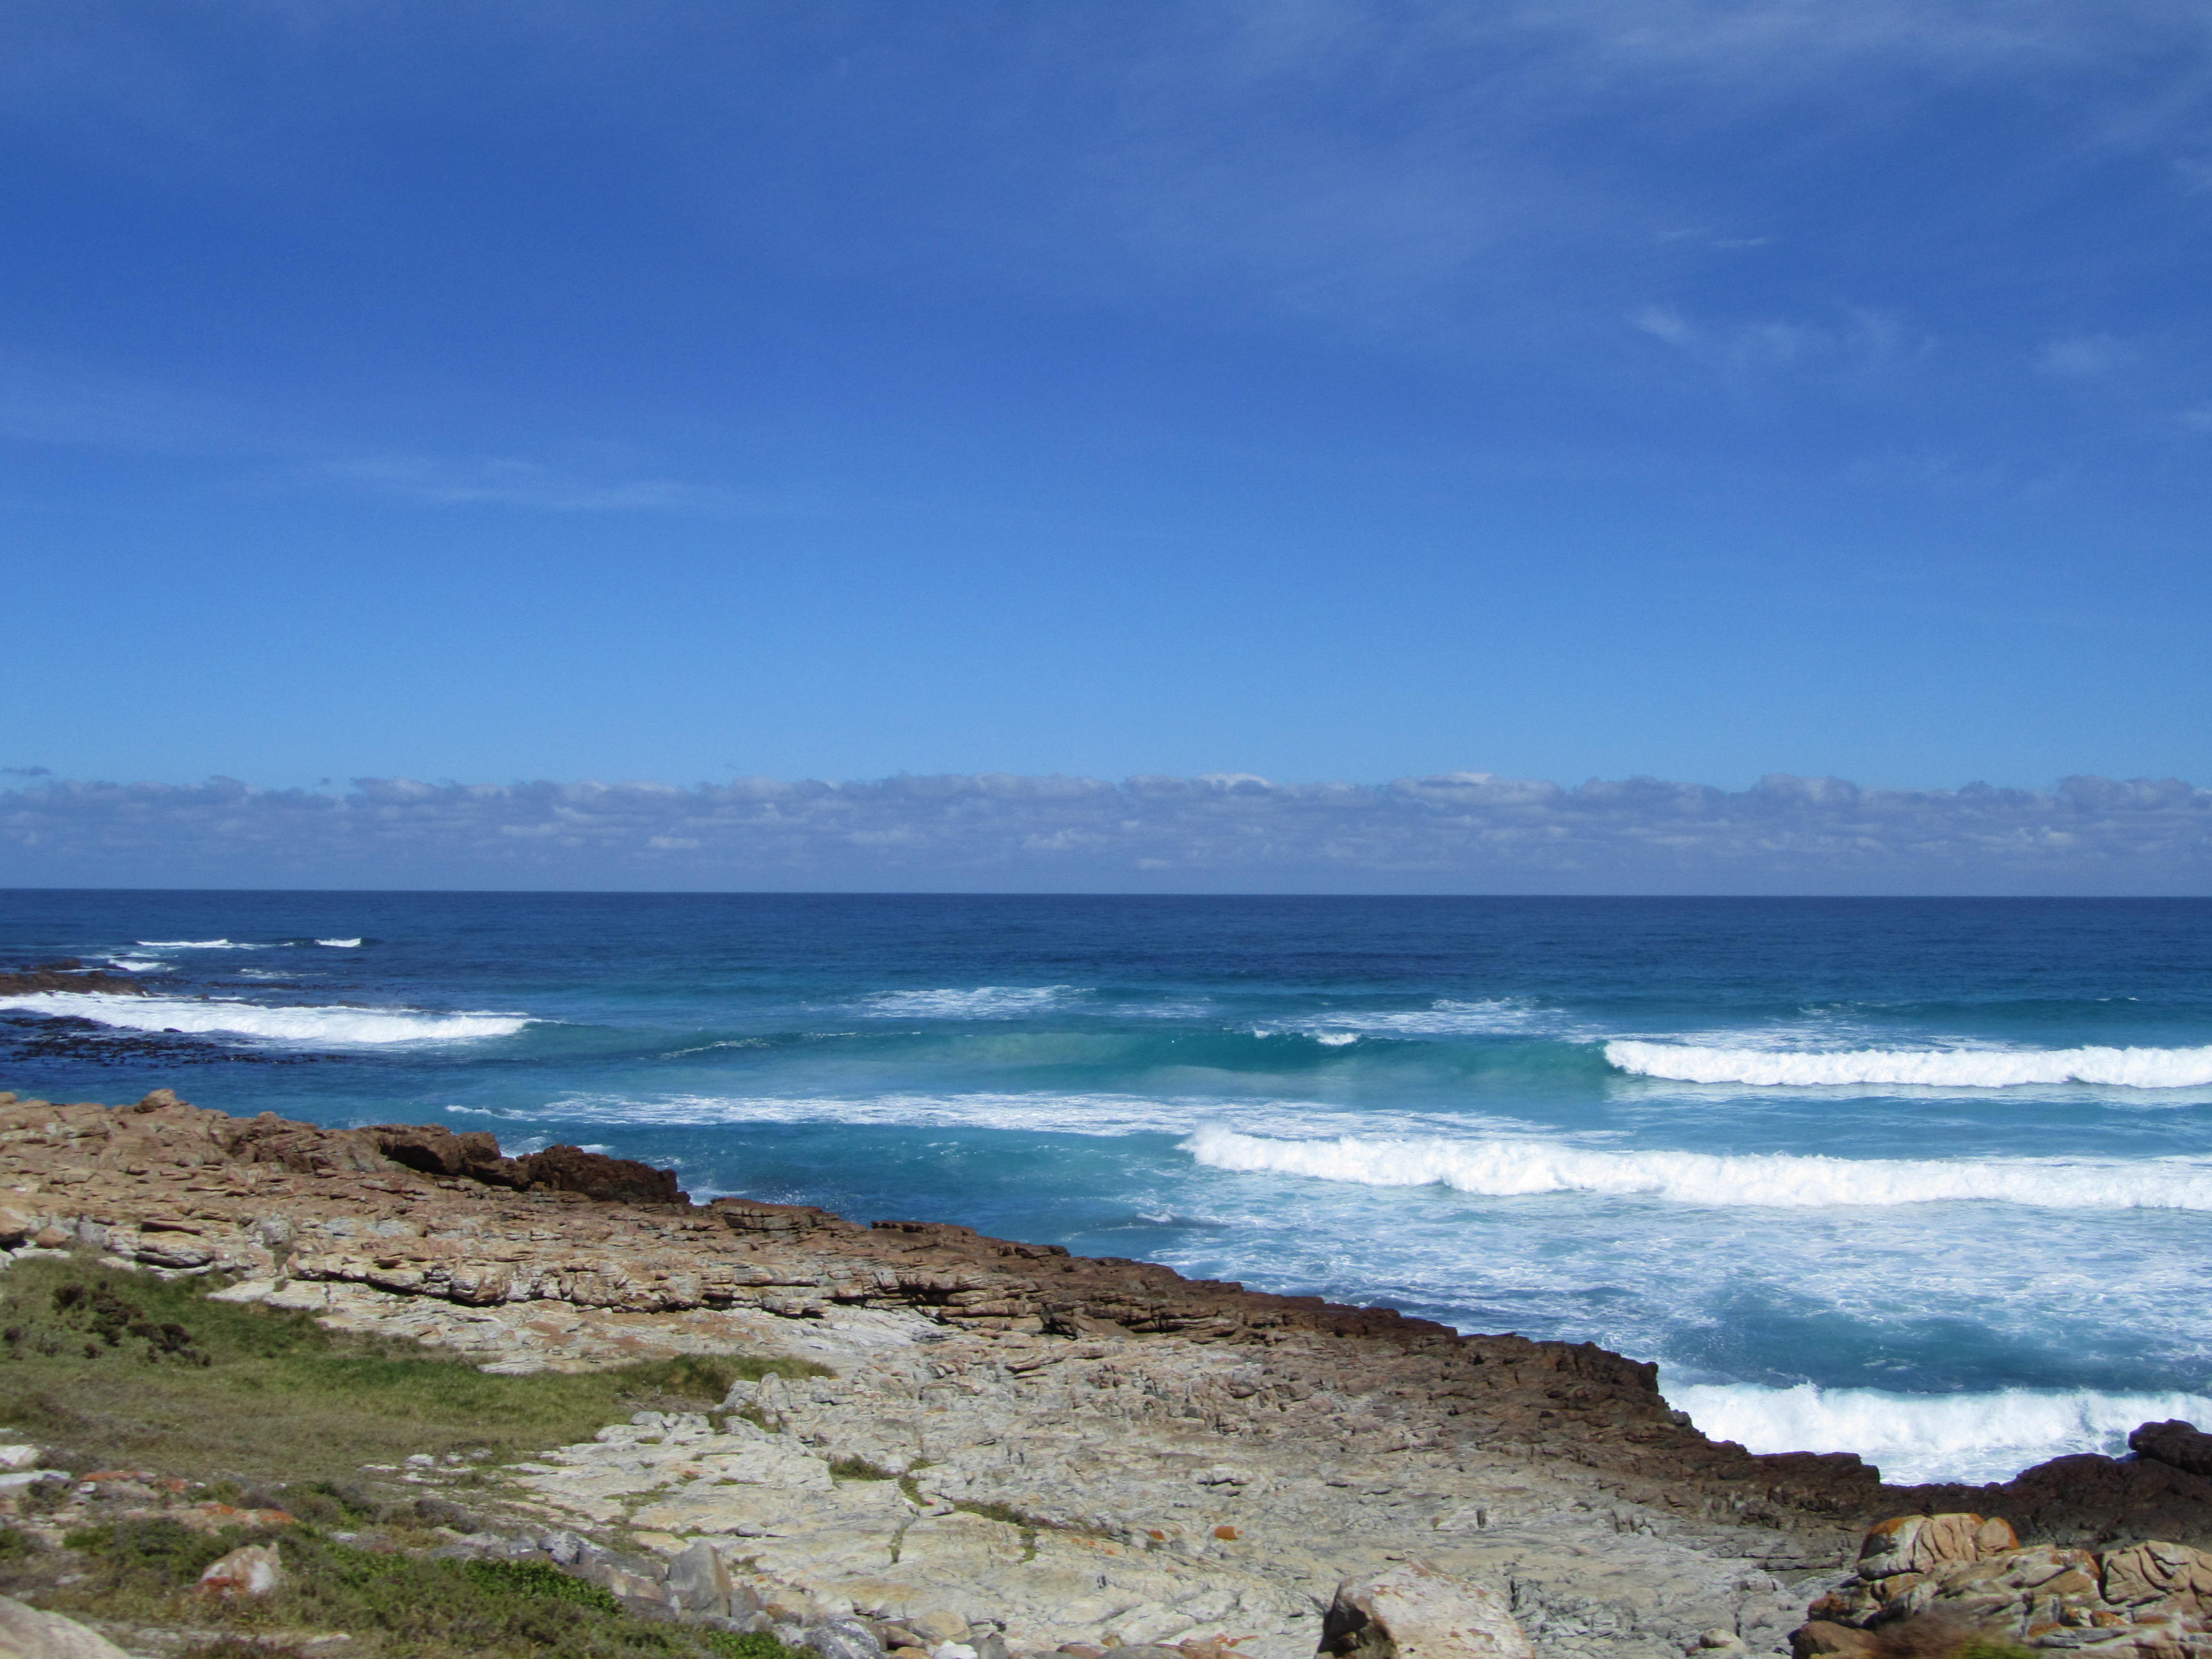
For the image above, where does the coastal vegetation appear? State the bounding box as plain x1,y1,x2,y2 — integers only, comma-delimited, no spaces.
0,1256,826,1480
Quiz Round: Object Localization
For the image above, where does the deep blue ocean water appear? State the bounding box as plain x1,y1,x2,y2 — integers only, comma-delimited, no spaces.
3,890,2209,1485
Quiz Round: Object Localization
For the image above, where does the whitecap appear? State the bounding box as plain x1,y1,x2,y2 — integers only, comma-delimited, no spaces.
1607,1038,2212,1089
133,938,272,950
316,938,363,948
1181,1125,2212,1210
863,986,1078,1018
0,991,527,1046
496,1091,1544,1142
1665,1379,2212,1486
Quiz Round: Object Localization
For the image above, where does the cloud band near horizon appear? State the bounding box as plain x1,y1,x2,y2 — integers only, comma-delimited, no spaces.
4,771,2210,894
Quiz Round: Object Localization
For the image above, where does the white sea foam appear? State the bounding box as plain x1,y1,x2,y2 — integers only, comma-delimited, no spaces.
485,1091,1541,1142
1182,1125,2212,1209
316,938,362,948
0,992,527,1046
1298,998,1573,1042
133,938,271,950
863,986,1079,1018
1608,1039,2212,1089
1665,1379,2212,1486
102,958,168,973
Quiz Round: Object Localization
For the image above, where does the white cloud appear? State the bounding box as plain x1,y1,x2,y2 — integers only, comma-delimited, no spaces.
4,769,2209,894
309,455,755,515
2035,333,2139,378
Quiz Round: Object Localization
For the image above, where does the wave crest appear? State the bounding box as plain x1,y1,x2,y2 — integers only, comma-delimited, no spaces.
1607,1039,2212,1088
1181,1125,2212,1209
863,986,1078,1018
0,991,527,1046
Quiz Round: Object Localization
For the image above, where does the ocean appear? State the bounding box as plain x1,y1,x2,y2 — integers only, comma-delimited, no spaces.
3,890,2208,1487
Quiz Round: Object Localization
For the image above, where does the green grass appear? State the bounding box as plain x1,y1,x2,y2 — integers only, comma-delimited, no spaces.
15,1516,807,1659
0,1256,830,1483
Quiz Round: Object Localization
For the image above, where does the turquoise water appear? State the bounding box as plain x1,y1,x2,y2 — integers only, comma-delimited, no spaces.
4,891,2210,1484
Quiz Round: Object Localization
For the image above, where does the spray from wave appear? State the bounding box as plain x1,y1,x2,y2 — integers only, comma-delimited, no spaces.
1665,1379,2212,1486
0,992,527,1046
1608,1039,2212,1089
1182,1125,2212,1209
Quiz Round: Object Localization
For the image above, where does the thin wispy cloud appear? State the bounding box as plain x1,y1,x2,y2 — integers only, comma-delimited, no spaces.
310,456,755,515
5,771,2208,894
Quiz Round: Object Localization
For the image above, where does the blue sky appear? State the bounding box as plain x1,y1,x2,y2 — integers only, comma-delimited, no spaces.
6,1,2211,806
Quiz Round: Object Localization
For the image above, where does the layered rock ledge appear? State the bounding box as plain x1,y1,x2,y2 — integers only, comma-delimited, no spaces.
0,1086,2206,1659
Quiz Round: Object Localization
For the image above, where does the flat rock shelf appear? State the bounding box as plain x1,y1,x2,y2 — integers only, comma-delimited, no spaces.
0,1085,2208,1659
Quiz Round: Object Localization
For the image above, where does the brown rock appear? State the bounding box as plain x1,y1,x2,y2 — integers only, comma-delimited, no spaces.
513,1143,684,1205
1789,1624,1876,1659
2129,1421,2212,1482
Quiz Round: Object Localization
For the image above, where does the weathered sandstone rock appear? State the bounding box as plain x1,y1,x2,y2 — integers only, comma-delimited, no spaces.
1320,1562,1535,1659
0,1594,136,1659
1797,1513,2212,1659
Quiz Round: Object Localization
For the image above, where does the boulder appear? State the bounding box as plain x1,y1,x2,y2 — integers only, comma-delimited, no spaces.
1320,1561,1534,1659
2129,1421,2212,1481
1789,1623,1875,1659
805,1621,892,1659
0,1594,136,1659
668,1538,735,1617
196,1541,282,1597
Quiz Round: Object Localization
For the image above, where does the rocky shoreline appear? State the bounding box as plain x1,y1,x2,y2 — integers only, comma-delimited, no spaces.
0,1084,2207,1659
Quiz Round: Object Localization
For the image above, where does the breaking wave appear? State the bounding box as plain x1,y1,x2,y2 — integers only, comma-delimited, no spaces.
0,992,527,1046
1181,1126,2212,1209
133,938,271,950
1665,1379,2212,1486
316,938,362,948
1607,1039,2212,1089
485,1091,1539,1142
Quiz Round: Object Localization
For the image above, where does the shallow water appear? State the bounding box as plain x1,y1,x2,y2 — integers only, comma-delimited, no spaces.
4,890,2208,1485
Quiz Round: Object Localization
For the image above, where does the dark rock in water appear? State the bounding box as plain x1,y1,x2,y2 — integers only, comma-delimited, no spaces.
0,1013,319,1066
0,967,149,996
511,1142,687,1205
363,1123,510,1180
360,1123,685,1204
2131,1419,2212,1480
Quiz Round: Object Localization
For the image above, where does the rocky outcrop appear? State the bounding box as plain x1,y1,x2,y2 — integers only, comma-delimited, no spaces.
2128,1423,2212,1484
1889,1454,2212,1556
0,967,147,998
1794,1513,2212,1659
6,1078,2212,1653
361,1123,687,1203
